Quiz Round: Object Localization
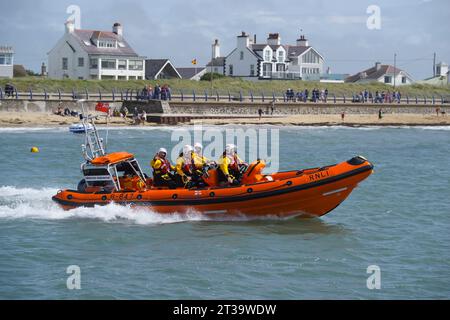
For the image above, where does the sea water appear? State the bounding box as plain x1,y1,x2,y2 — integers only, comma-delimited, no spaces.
0,126,449,299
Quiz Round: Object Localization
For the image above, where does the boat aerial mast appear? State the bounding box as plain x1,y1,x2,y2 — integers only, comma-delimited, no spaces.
77,100,106,161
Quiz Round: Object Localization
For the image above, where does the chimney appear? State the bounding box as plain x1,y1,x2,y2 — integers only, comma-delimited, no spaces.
254,34,257,44
65,19,75,33
113,22,123,36
212,39,220,58
375,62,381,70
267,33,281,45
237,31,250,48
296,34,308,46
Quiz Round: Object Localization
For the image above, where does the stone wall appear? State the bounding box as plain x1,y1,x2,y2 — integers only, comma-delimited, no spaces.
1,99,448,115
168,101,449,115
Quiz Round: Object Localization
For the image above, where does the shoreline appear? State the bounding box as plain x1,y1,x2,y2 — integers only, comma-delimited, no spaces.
0,111,449,128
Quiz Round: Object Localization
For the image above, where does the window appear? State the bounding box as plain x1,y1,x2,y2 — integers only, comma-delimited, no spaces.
402,76,406,84
98,41,116,48
62,57,68,70
0,54,12,65
384,76,392,84
277,50,284,63
250,64,255,76
101,59,116,69
128,60,143,70
263,63,272,77
229,64,233,76
78,57,84,67
90,58,98,69
276,64,285,72
240,51,244,60
264,49,271,62
78,77,84,80
118,60,127,70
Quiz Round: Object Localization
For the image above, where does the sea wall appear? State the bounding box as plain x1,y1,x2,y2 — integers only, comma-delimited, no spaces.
1,99,449,115
166,101,449,115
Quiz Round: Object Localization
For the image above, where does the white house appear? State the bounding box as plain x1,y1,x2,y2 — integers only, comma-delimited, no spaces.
345,62,414,85
224,32,324,80
206,39,225,74
48,21,146,80
0,46,14,78
435,62,448,77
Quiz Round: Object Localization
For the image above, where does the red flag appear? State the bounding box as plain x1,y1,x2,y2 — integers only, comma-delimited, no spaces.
95,102,110,113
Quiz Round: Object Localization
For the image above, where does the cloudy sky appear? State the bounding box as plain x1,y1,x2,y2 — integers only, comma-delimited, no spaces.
1,0,448,79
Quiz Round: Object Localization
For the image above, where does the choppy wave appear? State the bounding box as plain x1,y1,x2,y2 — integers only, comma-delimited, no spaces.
0,186,210,225
0,186,289,225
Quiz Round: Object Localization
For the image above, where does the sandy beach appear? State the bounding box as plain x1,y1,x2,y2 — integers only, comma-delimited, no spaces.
0,112,144,127
193,113,450,126
0,111,449,127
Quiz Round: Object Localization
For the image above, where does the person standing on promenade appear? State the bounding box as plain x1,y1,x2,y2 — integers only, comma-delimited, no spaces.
436,107,441,116
258,108,263,120
378,108,383,120
341,111,345,121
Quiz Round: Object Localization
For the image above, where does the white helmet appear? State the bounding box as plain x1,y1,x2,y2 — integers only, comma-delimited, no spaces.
225,144,236,155
183,145,193,157
194,142,203,153
158,147,167,155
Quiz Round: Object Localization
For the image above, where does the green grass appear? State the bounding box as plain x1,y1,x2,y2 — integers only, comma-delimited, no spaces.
1,76,449,97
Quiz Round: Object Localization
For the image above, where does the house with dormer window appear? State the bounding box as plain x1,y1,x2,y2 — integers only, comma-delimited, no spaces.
48,21,146,80
224,32,324,80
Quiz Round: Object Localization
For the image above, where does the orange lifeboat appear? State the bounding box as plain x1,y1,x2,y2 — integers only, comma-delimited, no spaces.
52,155,373,218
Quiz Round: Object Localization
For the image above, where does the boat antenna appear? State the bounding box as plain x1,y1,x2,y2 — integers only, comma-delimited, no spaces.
78,99,106,161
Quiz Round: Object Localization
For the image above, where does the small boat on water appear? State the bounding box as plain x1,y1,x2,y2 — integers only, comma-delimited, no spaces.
53,102,373,218
69,123,93,133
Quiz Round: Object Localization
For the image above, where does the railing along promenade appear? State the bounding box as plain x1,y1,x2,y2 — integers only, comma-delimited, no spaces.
0,87,448,105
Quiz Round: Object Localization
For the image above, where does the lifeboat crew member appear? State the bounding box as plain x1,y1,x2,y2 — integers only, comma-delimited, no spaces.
175,145,206,188
193,142,216,168
176,145,199,188
150,147,176,189
218,144,247,185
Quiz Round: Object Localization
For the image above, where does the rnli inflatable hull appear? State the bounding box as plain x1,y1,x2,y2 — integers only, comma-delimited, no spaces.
52,157,373,218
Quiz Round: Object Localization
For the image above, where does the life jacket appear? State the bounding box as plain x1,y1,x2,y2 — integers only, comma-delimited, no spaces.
228,154,240,171
182,154,195,175
152,155,171,175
